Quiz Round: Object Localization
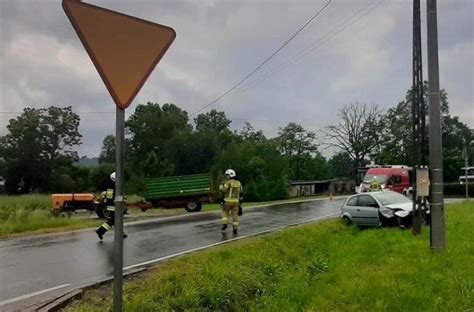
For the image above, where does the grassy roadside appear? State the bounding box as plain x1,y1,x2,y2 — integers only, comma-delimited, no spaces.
65,201,473,311
0,194,330,238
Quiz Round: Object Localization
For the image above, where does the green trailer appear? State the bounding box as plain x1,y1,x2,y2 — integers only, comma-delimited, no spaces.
144,173,213,212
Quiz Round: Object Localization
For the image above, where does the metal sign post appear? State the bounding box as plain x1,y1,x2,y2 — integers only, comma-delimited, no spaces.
63,0,176,309
114,107,125,311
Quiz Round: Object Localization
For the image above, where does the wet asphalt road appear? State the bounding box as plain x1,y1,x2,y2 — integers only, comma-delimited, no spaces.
0,198,344,303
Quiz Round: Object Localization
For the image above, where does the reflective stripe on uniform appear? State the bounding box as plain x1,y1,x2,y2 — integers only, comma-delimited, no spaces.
106,206,115,211
101,223,111,231
106,189,114,199
225,180,241,204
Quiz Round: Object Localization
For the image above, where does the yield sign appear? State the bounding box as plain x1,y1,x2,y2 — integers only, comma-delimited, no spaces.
63,0,176,109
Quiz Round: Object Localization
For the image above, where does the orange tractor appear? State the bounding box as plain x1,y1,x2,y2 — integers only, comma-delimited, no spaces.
51,193,135,218
51,193,99,217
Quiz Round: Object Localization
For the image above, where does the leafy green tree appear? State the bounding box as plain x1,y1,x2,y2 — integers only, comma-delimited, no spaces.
1,107,81,194
324,102,383,173
126,102,191,177
380,83,470,182
239,122,266,143
215,139,289,201
442,116,473,182
380,82,450,166
328,152,355,179
89,163,116,191
276,123,320,180
99,135,115,164
172,131,220,175
194,109,231,135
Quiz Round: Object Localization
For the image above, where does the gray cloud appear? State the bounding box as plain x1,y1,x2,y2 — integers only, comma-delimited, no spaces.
1,0,473,157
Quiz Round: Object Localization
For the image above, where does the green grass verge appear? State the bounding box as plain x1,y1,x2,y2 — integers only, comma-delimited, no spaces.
0,195,184,238
0,195,102,237
66,201,473,311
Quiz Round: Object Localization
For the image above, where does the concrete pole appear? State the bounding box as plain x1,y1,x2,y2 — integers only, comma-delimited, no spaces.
426,0,445,250
114,107,125,311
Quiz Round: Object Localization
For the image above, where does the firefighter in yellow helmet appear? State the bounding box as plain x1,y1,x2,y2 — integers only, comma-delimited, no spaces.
220,169,243,235
95,172,128,240
370,178,382,191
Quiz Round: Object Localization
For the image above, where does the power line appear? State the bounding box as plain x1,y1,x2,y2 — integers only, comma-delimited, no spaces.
236,0,384,95
188,0,333,116
230,117,327,127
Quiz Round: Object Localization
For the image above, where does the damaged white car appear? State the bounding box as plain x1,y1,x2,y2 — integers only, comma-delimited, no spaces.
341,191,428,227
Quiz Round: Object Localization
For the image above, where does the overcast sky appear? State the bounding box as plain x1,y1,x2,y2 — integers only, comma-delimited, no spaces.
1,0,473,157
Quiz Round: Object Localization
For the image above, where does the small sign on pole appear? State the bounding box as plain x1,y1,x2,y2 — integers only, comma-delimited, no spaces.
416,168,430,197
63,0,176,310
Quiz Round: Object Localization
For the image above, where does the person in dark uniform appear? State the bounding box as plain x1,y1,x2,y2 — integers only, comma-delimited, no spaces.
95,172,128,240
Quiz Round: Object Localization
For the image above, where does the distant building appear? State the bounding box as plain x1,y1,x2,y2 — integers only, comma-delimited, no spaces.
289,179,354,197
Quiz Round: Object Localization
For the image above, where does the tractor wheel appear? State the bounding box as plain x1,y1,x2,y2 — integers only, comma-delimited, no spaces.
185,200,202,212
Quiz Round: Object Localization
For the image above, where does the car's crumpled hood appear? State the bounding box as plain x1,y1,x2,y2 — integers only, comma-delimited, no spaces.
379,202,412,218
386,202,413,212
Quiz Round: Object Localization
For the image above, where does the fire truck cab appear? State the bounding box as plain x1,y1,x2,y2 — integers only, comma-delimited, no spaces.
357,165,412,195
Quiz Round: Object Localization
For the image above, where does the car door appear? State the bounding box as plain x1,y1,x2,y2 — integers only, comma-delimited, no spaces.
352,194,380,226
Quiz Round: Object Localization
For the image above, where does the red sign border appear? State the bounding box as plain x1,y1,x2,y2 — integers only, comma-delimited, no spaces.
62,0,176,109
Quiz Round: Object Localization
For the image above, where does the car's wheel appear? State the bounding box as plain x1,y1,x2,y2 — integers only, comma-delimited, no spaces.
397,216,411,229
185,200,202,212
342,216,352,225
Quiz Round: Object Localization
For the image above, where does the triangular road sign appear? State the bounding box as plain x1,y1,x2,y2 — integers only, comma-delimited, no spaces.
63,0,176,109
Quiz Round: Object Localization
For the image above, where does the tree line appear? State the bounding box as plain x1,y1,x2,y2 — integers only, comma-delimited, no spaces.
0,83,472,199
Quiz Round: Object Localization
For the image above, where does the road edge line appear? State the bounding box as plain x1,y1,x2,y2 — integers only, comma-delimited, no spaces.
0,284,71,307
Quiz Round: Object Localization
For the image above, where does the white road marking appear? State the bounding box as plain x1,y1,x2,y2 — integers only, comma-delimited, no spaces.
124,212,340,271
0,283,71,307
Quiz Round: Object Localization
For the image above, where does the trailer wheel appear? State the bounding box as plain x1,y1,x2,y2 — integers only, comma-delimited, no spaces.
185,200,202,212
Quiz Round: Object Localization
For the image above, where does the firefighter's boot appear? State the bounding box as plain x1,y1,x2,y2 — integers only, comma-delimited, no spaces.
233,228,238,235
96,227,106,240
221,224,227,232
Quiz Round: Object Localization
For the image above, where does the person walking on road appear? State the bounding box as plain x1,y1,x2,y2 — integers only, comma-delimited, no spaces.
95,172,128,240
220,169,243,235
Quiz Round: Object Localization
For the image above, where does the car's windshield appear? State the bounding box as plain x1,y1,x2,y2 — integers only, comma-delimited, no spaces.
373,192,411,206
363,174,388,184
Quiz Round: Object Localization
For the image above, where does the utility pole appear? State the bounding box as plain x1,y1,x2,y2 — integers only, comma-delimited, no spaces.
411,0,425,235
426,0,445,250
